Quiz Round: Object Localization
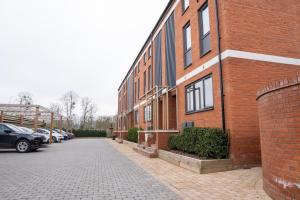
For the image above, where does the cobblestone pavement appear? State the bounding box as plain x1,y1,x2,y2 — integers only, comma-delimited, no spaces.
108,140,272,200
0,139,180,200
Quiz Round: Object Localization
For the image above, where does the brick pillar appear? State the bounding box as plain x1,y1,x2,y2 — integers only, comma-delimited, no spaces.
257,76,300,199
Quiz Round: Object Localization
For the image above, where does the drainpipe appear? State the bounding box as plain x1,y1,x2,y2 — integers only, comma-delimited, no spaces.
214,0,226,131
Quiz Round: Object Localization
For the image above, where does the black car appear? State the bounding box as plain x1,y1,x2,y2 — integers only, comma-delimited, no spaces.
0,123,44,153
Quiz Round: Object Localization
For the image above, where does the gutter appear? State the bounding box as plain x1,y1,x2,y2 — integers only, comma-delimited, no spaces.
214,0,226,131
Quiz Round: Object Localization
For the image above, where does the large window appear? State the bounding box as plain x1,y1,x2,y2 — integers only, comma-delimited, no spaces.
199,3,211,56
144,105,152,122
143,71,147,94
148,65,152,91
182,0,189,13
185,75,213,113
183,22,192,67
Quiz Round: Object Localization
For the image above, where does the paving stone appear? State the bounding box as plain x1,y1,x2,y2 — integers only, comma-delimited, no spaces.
0,139,180,200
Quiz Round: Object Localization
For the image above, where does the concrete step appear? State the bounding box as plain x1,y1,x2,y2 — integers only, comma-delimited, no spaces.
133,146,158,158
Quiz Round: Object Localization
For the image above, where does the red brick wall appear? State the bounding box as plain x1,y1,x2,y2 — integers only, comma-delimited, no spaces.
257,76,300,200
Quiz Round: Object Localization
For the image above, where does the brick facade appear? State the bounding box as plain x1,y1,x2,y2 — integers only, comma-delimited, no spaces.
117,0,300,170
257,76,300,199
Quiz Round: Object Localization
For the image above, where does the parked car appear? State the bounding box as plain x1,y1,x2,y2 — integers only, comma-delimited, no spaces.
36,128,63,143
52,129,68,140
19,126,50,144
55,129,74,139
0,123,44,152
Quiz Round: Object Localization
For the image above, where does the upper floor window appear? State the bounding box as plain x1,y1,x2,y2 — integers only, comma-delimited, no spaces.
182,0,189,13
148,46,152,59
148,65,152,91
143,53,146,65
138,61,140,72
185,75,213,113
183,22,192,67
137,78,140,99
199,3,211,56
143,71,147,94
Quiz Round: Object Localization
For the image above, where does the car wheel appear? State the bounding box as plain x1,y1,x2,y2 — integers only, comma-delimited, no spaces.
52,136,57,143
16,140,30,153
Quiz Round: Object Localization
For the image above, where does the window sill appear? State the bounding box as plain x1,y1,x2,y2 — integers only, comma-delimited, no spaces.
200,49,211,58
184,62,193,70
185,107,214,115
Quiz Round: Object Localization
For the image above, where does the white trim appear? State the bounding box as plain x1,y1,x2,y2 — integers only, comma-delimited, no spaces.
176,49,300,86
222,50,300,66
133,100,146,110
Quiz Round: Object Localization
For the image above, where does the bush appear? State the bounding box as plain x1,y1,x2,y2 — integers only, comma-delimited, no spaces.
127,127,139,143
73,129,107,137
168,127,229,159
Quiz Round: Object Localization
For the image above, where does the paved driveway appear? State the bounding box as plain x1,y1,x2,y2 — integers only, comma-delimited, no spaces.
0,139,179,200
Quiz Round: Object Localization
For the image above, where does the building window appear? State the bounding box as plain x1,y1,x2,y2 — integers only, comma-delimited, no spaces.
144,105,152,122
148,46,152,59
183,22,192,67
199,3,211,56
138,61,140,72
148,65,152,91
182,0,189,13
143,71,147,94
143,53,146,65
134,81,137,103
134,110,139,124
185,75,213,113
137,79,140,99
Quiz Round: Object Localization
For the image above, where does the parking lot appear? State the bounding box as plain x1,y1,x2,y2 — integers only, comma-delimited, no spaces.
0,139,179,200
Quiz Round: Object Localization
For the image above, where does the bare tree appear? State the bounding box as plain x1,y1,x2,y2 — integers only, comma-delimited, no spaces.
80,97,98,129
87,102,97,128
80,97,92,129
95,115,115,130
60,91,78,130
49,102,62,115
16,92,33,105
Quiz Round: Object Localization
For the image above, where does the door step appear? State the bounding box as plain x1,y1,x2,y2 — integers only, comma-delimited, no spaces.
133,145,158,158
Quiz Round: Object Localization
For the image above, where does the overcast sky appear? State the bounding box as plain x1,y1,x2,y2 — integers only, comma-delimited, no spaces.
0,0,169,116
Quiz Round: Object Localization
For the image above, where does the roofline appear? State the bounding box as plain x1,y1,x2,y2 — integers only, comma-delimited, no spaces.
118,0,175,91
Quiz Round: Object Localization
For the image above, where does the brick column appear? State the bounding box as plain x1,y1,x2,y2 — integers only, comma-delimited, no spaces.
257,76,300,200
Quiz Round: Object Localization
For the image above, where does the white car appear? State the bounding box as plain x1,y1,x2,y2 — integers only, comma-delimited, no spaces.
36,128,63,143
19,127,50,144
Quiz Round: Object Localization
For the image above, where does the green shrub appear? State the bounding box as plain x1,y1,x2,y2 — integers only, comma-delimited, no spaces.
73,129,107,137
168,127,229,159
127,127,139,143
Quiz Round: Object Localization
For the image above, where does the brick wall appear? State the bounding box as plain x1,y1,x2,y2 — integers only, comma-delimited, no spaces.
257,76,300,199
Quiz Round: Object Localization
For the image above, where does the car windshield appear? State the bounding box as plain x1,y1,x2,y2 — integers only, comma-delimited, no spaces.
6,124,27,133
21,127,34,133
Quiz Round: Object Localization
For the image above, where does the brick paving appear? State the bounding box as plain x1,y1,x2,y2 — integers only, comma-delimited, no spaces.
0,139,179,200
108,139,272,200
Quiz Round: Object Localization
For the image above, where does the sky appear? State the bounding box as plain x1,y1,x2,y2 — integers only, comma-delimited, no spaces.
0,0,169,116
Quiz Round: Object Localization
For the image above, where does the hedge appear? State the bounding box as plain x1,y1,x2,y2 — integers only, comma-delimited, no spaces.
169,127,229,159
73,129,107,137
127,127,139,143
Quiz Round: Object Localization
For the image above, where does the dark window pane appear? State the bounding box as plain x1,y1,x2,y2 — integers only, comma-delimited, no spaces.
185,49,192,66
201,34,210,55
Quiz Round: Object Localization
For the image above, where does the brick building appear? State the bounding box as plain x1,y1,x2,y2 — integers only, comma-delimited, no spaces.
116,0,300,168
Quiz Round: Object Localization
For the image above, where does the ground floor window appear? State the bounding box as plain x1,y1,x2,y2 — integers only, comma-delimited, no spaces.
134,110,139,124
185,75,213,113
144,105,152,122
